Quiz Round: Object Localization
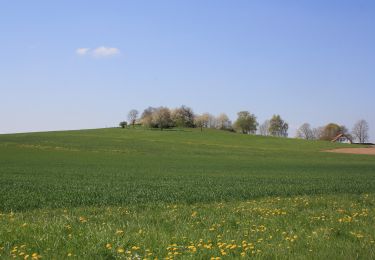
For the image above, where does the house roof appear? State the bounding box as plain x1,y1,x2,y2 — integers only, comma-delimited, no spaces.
331,133,353,143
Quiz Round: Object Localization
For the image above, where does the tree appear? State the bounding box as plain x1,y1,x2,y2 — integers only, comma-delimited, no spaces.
127,109,139,127
296,123,314,140
352,119,369,143
320,123,342,141
269,115,288,137
234,111,258,134
152,107,172,130
194,113,210,131
171,105,195,128
312,126,324,140
259,120,270,136
119,121,127,128
140,107,156,128
216,113,231,130
207,113,217,128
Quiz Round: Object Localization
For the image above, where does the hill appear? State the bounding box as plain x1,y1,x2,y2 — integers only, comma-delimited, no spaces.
0,128,374,259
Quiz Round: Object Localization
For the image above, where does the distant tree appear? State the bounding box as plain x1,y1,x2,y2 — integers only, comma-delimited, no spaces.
320,123,342,141
140,107,156,128
119,121,128,128
171,105,195,128
194,113,210,131
269,115,288,137
259,120,270,136
234,111,258,134
152,107,172,130
207,113,217,128
216,113,232,130
352,119,369,143
312,126,324,140
296,123,314,140
127,109,139,127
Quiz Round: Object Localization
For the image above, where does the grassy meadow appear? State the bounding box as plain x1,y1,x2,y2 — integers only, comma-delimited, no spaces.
0,128,375,259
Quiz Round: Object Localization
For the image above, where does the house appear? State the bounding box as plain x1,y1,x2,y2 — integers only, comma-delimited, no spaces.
331,134,353,144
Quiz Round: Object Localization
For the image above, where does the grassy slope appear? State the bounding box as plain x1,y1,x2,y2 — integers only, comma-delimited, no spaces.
0,128,375,259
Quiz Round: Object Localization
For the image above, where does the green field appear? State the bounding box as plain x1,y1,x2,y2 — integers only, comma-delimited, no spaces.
1,128,375,259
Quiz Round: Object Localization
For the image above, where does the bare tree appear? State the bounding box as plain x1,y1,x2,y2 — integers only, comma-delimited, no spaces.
296,123,314,140
127,109,139,127
312,127,324,140
152,107,172,130
352,119,369,143
259,120,270,136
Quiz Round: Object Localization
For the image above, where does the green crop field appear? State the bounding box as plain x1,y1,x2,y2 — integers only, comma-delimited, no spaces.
1,128,375,259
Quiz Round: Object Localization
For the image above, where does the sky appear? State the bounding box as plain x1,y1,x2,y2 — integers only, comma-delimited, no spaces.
1,1,374,141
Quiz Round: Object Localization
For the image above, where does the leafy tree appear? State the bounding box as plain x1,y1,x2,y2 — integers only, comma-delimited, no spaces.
119,121,127,128
152,107,172,130
352,119,369,143
234,111,258,134
269,115,288,137
296,123,314,140
171,105,195,128
127,109,139,127
320,123,342,141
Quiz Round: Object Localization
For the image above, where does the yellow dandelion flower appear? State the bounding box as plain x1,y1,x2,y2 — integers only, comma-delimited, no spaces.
117,248,125,253
106,243,112,249
79,216,87,223
115,230,124,235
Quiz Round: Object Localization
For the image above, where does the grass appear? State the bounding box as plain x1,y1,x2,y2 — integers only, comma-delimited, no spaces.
0,127,375,259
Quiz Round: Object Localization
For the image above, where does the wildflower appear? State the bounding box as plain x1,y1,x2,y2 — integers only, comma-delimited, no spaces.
79,216,87,223
117,248,124,253
67,253,72,257
115,230,124,235
106,243,112,249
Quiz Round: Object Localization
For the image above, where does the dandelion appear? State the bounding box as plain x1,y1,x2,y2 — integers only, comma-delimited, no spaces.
117,248,124,253
106,243,112,249
115,229,124,235
79,216,87,223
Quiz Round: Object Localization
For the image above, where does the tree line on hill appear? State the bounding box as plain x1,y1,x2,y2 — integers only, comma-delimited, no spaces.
119,105,370,143
296,120,370,143
119,105,288,137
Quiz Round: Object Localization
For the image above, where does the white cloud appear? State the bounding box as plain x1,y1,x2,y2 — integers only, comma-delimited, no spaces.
92,46,120,58
76,48,90,56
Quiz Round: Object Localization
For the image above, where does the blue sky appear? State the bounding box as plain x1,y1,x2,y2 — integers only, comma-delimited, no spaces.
1,1,374,140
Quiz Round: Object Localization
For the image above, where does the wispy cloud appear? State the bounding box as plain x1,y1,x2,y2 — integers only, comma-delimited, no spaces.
76,48,90,56
92,46,120,58
75,46,120,58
